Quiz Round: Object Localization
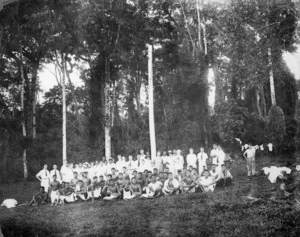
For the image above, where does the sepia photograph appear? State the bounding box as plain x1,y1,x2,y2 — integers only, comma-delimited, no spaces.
0,0,300,236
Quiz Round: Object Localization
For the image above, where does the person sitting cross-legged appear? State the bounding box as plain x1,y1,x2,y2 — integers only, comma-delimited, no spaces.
123,177,142,200
216,164,233,188
28,187,48,206
181,169,197,193
195,170,216,192
59,182,76,204
140,175,163,199
162,172,180,195
103,180,121,201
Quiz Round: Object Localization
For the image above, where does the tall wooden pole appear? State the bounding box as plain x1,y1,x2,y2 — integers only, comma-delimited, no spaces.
148,44,156,161
62,55,67,164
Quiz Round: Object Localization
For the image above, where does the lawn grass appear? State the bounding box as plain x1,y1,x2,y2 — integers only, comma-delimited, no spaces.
1,155,300,237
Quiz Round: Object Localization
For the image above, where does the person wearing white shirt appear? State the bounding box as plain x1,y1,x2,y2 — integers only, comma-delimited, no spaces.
197,147,208,175
243,144,256,178
60,162,69,182
186,148,197,169
154,151,164,172
162,173,180,195
50,164,62,183
217,146,226,168
116,155,123,173
140,175,163,199
196,170,216,192
161,151,168,169
209,164,219,181
216,164,233,187
174,150,184,174
210,144,218,165
106,159,116,175
138,149,146,165
36,164,50,192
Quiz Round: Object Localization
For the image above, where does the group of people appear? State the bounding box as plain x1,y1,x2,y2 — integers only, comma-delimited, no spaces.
29,146,234,206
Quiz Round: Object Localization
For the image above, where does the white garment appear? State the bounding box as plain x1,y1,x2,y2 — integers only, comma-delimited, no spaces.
174,155,184,171
50,169,62,182
163,178,180,190
197,152,208,168
210,170,219,180
60,165,69,182
198,177,215,192
1,199,18,208
260,145,264,151
217,150,226,166
50,190,60,204
37,169,50,192
186,154,197,168
267,143,273,152
262,166,291,183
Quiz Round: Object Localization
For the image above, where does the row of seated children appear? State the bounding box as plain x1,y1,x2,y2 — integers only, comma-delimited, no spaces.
29,163,233,206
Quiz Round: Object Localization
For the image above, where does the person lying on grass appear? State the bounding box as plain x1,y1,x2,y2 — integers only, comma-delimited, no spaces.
140,175,163,199
50,175,61,206
28,186,48,206
181,169,197,193
103,180,121,201
162,173,180,195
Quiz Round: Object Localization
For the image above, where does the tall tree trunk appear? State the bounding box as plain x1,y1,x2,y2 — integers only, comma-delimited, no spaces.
268,48,276,105
104,58,111,159
31,61,39,140
148,44,156,160
213,64,224,106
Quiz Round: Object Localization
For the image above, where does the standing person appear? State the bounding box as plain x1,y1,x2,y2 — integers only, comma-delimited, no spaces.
210,144,218,166
197,147,208,175
243,143,256,179
36,165,50,192
60,162,69,182
186,148,197,169
217,146,226,168
138,149,146,165
161,151,168,170
50,164,62,183
154,151,164,172
174,150,184,175
49,175,60,206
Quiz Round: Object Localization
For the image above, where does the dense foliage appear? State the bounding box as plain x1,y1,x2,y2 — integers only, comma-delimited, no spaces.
0,0,299,181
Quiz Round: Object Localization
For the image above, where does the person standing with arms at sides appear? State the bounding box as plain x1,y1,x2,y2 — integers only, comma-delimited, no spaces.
197,147,208,175
243,143,256,179
154,151,164,172
210,144,218,167
217,146,226,168
186,148,197,169
36,165,50,192
174,150,184,175
50,164,62,183
138,149,146,164
60,162,69,182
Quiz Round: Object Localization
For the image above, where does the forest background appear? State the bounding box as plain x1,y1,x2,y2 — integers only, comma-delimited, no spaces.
0,0,299,182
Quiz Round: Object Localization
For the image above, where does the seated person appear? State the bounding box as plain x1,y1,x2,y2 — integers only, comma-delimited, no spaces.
162,173,180,195
28,187,48,206
163,172,169,181
216,164,233,188
116,173,126,190
209,164,219,180
103,180,121,201
153,168,158,177
181,170,196,193
122,179,132,200
157,172,165,183
136,172,145,189
196,170,216,192
70,172,80,188
130,170,138,180
87,176,101,199
59,182,75,204
124,177,142,200
111,168,118,182
49,175,61,206
122,167,130,180
98,175,106,190
140,175,163,199
75,180,88,201
191,168,199,181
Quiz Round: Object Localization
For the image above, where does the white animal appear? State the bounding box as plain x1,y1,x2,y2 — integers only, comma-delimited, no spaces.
262,166,291,183
1,199,18,208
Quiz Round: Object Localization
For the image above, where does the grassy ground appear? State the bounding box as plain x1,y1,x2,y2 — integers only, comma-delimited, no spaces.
0,155,300,237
